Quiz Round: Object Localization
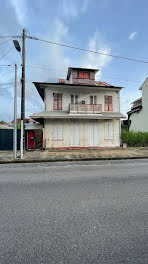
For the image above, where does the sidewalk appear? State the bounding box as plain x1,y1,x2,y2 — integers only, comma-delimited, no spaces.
1,147,148,163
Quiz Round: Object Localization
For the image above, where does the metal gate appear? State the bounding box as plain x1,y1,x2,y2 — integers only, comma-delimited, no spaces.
0,129,27,150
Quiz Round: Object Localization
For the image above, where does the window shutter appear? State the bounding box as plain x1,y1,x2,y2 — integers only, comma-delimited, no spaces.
105,122,109,139
109,96,113,111
71,95,74,104
109,122,113,139
94,96,97,104
75,95,78,104
83,72,90,79
53,123,58,139
90,96,93,105
78,72,84,78
105,96,108,111
58,122,63,140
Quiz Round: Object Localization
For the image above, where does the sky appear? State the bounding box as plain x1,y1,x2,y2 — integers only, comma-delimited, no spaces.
0,0,148,121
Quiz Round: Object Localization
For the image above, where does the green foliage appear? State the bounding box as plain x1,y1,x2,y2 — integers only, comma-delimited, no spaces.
0,120,6,124
121,131,148,147
17,122,21,129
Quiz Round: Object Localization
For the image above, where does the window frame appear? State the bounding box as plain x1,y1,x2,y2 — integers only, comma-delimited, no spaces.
71,95,78,104
53,93,62,110
78,72,90,79
104,95,113,111
90,95,97,105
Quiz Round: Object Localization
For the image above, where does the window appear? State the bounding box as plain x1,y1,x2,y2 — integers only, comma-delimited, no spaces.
53,93,62,110
90,95,97,104
71,95,78,104
105,122,114,140
104,96,113,111
52,122,63,140
78,72,90,79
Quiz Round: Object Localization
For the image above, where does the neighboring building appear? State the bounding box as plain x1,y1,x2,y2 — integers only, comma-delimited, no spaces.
0,122,12,129
31,67,125,149
127,77,148,132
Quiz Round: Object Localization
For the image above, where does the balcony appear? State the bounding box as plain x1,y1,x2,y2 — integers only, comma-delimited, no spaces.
69,104,102,114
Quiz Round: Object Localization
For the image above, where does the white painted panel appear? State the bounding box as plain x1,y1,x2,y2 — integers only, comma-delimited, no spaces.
94,122,99,146
74,122,79,146
104,122,108,140
88,122,93,146
53,123,57,140
88,121,99,146
70,121,79,146
109,122,113,139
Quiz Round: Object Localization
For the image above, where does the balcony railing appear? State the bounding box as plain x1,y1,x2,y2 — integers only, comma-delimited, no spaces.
69,104,102,114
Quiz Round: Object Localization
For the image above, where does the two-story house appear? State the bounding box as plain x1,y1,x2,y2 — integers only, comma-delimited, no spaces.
127,77,148,132
31,67,124,149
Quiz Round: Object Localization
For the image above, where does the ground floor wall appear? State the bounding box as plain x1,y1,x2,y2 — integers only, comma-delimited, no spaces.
44,119,120,149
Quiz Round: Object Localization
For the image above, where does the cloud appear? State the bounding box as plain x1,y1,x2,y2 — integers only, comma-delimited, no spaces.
10,0,27,26
129,32,138,40
81,31,112,79
60,0,89,18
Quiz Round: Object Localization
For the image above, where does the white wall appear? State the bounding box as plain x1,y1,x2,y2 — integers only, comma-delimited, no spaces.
129,79,148,132
44,119,120,148
45,87,120,112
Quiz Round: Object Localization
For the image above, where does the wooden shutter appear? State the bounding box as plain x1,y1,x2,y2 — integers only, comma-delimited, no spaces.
90,96,93,105
53,123,58,139
105,96,108,111
71,95,74,104
58,122,63,140
75,95,78,104
109,96,113,111
94,96,97,105
78,72,84,78
53,122,63,140
53,93,57,110
109,122,113,139
83,72,90,79
105,122,109,139
58,94,62,110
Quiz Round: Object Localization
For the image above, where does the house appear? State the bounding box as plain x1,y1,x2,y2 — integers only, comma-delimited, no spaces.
127,77,148,132
31,67,125,149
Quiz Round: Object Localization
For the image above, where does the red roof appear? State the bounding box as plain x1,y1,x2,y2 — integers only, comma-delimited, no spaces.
95,81,113,87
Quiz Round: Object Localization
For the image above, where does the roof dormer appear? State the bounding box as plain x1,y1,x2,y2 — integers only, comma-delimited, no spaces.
67,67,98,85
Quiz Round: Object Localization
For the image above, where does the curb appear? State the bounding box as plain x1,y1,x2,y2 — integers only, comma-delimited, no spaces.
0,156,148,164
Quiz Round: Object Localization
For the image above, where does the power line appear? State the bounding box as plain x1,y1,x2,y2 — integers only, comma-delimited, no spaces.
25,65,142,84
0,46,14,62
0,35,21,38
27,35,148,64
0,38,13,46
0,64,12,67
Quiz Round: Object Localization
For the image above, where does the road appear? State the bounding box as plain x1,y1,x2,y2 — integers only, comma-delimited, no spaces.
0,159,148,264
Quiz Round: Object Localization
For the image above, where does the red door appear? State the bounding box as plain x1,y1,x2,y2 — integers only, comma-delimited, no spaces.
28,130,35,149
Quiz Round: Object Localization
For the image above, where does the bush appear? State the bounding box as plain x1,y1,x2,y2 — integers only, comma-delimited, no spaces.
121,131,148,147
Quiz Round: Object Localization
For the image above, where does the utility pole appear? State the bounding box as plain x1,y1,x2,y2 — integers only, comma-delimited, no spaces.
13,64,17,159
21,29,26,157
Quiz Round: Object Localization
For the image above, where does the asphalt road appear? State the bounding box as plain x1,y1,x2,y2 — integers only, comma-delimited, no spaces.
0,159,148,264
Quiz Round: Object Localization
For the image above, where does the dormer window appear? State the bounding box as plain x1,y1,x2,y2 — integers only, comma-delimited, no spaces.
78,72,90,79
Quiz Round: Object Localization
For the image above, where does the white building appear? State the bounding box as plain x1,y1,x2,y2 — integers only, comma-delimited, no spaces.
128,77,148,132
31,67,124,149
